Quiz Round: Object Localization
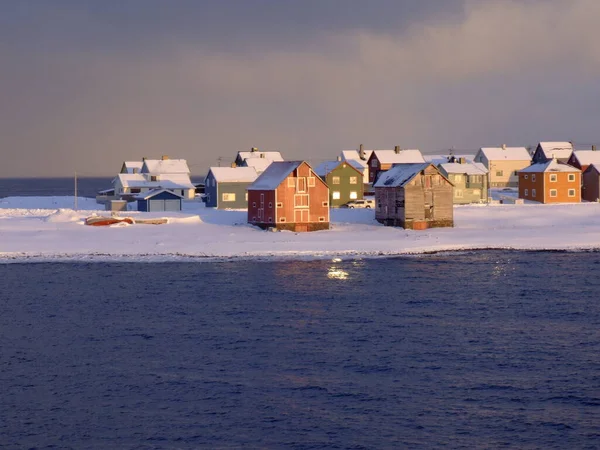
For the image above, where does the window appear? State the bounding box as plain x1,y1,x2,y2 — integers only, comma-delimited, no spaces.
268,217,272,222
322,201,329,207
252,202,256,207
524,174,528,180
568,189,576,197
280,217,286,222
349,176,357,184
532,189,536,197
131,188,141,194
288,177,295,187
268,202,272,208
532,174,536,182
496,170,503,177
332,191,341,200
350,191,358,199
455,189,463,198
294,194,309,207
454,174,463,183
568,174,576,182
222,193,236,202
524,189,529,196
245,192,248,201
319,217,326,222
549,189,557,197
297,177,307,192
371,160,378,167
550,174,557,182
151,175,158,182
252,217,256,221
513,171,518,176
332,176,340,185
308,176,316,187
276,202,283,208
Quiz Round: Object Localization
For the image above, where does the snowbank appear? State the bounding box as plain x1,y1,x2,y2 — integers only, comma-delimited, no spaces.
1,196,600,262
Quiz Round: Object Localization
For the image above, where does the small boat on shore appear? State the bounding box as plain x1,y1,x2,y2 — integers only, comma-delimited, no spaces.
85,216,135,226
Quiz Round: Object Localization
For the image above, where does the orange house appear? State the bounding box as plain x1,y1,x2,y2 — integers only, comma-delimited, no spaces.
247,161,330,232
518,160,581,203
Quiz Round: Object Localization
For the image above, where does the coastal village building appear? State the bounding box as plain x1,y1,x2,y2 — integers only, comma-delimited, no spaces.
234,148,284,170
247,161,329,232
423,153,475,165
340,144,373,185
438,159,489,204
474,146,531,187
374,163,454,229
204,166,258,209
518,159,581,204
113,156,196,200
567,148,600,172
582,164,600,202
531,142,573,164
120,161,143,174
135,188,183,212
314,158,364,208
367,147,425,184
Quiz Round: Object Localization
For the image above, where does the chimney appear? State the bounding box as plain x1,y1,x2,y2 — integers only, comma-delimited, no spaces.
231,162,237,168
251,147,258,153
260,153,265,158
162,155,169,160
394,145,401,154
593,145,597,151
502,144,507,150
337,156,342,161
142,156,147,161
359,144,365,160
459,157,466,164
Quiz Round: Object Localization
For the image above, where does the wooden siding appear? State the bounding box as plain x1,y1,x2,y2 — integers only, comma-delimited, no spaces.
375,166,453,229
325,163,364,207
519,171,581,203
488,160,530,187
445,173,488,204
582,166,600,202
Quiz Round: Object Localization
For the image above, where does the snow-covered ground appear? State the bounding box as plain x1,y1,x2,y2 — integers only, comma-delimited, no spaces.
1,193,600,262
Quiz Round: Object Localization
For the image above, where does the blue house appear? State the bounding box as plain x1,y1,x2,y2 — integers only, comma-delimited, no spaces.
204,166,258,209
136,188,184,212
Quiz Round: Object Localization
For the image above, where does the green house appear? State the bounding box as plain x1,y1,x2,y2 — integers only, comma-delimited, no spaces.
314,159,364,207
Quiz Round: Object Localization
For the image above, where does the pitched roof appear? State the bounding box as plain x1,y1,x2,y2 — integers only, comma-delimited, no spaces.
571,150,600,166
134,188,184,200
373,163,432,188
208,167,258,183
248,161,303,190
314,160,363,177
242,158,275,173
372,149,425,164
237,151,284,162
122,161,143,173
424,154,476,164
117,173,195,189
439,162,488,175
340,149,373,167
520,159,580,173
537,142,573,160
478,147,531,161
141,159,190,174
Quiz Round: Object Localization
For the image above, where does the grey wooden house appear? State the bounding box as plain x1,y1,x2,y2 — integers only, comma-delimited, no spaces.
204,167,258,209
374,163,454,229
582,164,600,202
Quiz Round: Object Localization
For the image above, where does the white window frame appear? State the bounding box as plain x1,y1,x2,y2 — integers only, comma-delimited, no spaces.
568,174,576,182
524,188,528,196
222,193,236,202
524,174,528,180
308,177,316,187
550,174,557,182
455,189,463,198
332,176,340,185
280,217,286,222
568,189,576,197
349,176,357,185
532,174,536,182
371,159,378,167
549,189,557,198
287,177,295,187
276,202,283,208
349,191,358,199
294,194,309,208
297,177,307,192
332,191,341,200
322,201,329,207
532,188,537,197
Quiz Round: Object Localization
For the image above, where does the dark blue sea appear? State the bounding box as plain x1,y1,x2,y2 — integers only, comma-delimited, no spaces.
2,254,600,449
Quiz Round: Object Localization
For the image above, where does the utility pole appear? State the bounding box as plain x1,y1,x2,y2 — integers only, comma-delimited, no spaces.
74,171,78,210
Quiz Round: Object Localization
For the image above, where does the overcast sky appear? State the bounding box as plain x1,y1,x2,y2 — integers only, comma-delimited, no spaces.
2,0,600,177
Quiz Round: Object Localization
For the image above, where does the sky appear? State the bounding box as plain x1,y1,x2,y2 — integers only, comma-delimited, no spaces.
2,0,600,177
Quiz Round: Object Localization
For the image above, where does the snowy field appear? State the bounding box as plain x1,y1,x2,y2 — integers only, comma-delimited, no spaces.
1,194,600,262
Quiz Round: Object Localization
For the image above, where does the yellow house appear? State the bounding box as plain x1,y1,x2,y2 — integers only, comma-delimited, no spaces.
474,146,531,187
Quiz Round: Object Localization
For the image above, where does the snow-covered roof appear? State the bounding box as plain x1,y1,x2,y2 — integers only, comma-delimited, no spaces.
423,154,476,165
571,150,600,166
208,167,258,183
122,161,143,173
440,162,488,175
237,151,284,162
586,163,600,173
372,149,425,164
248,161,303,190
117,173,195,189
478,147,531,161
538,142,573,160
341,150,373,166
141,159,190,175
134,188,184,200
520,160,580,173
242,158,275,173
314,160,363,177
373,163,432,188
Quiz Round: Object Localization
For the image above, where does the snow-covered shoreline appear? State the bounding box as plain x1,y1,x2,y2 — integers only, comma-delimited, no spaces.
2,195,600,263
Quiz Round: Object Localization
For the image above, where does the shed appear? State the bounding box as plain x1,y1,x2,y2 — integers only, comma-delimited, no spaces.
374,163,454,229
136,188,183,212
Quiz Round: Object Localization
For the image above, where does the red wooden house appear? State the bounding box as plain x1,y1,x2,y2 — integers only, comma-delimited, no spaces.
247,161,330,232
